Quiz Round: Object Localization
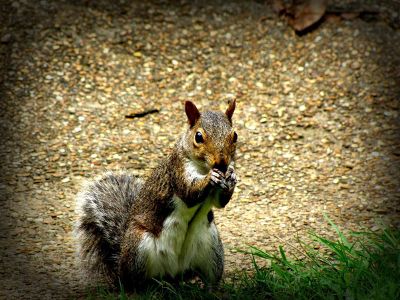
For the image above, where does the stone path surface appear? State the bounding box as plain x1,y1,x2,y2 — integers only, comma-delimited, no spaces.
1,0,399,299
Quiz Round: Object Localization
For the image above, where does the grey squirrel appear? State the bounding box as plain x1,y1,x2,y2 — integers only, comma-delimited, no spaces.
75,100,238,290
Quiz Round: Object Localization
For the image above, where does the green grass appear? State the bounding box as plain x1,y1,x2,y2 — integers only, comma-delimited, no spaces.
87,217,400,300
243,217,400,300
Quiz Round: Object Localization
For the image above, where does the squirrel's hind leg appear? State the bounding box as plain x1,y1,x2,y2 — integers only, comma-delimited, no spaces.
193,223,224,288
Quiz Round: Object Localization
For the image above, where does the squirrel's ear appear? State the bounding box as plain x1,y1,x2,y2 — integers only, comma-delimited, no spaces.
185,101,200,128
225,99,236,123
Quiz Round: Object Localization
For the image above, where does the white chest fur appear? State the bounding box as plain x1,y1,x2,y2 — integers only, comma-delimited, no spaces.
137,194,219,279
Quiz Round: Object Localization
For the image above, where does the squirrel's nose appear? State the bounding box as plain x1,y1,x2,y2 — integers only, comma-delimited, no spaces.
214,159,228,174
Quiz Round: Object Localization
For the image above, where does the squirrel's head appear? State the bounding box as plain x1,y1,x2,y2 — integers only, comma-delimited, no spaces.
182,100,237,174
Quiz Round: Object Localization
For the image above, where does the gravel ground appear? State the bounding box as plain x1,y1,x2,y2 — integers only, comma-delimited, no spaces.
1,0,399,299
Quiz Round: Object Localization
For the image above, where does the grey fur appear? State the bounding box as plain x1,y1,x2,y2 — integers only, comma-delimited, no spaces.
75,171,144,284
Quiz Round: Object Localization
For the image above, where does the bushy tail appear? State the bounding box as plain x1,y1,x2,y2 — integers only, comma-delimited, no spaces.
75,171,143,284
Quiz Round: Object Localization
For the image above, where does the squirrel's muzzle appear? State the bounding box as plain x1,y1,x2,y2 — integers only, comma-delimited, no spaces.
214,159,228,174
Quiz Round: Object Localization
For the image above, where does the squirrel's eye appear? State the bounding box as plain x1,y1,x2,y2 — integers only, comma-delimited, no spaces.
195,131,204,144
233,131,238,143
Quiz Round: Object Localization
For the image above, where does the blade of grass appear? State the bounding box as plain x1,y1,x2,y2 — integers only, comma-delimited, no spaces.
323,213,351,248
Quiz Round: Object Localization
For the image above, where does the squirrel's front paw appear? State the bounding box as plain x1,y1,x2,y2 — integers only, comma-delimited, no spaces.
224,165,237,191
210,169,228,190
210,167,237,192
211,166,237,208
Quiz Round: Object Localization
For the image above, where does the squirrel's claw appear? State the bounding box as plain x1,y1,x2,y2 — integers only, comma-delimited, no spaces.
226,165,236,179
211,168,235,191
225,165,234,177
211,169,230,190
225,166,237,187
210,169,224,187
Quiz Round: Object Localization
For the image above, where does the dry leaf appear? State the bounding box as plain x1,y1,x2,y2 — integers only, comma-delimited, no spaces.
272,0,286,14
288,0,327,32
